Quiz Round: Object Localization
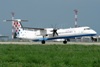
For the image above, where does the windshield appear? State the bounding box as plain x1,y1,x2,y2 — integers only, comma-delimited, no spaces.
84,28,91,30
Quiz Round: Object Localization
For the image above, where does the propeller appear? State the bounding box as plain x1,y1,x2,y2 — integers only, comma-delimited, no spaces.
52,28,58,37
51,24,59,37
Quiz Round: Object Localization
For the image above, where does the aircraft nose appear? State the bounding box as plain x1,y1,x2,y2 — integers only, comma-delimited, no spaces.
92,30,97,35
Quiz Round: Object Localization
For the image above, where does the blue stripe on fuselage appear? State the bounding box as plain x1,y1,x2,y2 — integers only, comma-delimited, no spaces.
32,34,96,41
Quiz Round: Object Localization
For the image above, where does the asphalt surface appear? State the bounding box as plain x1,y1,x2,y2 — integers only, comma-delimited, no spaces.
0,41,100,45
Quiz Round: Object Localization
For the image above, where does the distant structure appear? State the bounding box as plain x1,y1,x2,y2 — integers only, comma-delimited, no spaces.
11,12,14,20
74,9,78,27
11,12,15,39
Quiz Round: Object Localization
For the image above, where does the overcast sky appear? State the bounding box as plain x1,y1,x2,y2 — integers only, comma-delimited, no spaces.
0,0,100,38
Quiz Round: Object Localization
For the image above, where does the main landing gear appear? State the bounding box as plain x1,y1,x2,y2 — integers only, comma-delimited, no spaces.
63,40,67,44
41,40,68,44
41,40,45,44
41,39,68,44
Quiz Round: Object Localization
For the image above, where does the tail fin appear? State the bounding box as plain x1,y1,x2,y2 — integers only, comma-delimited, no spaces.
4,12,28,39
12,20,22,39
11,12,23,39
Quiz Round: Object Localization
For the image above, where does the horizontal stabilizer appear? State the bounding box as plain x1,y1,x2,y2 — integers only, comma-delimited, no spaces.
3,19,28,22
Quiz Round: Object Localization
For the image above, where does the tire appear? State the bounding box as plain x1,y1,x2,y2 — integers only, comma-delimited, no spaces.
41,40,45,44
63,40,67,44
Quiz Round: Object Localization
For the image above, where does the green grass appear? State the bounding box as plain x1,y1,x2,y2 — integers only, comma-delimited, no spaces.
0,44,100,67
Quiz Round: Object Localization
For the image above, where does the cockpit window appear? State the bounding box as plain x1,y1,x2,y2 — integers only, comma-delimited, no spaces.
84,28,91,30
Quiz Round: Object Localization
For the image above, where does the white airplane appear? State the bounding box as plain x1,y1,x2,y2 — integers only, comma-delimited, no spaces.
4,13,97,44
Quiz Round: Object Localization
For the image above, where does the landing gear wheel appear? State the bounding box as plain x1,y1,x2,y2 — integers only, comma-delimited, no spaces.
63,40,67,44
41,40,45,44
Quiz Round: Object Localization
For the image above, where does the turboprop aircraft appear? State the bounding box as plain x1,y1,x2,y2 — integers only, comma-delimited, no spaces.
4,13,97,44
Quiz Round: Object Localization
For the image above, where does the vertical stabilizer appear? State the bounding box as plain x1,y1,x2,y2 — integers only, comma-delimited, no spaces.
4,12,27,39
11,12,22,39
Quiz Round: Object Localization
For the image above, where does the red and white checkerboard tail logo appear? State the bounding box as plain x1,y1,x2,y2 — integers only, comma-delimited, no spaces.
12,21,22,39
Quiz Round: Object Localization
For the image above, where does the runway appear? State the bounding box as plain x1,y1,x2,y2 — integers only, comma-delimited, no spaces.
0,41,100,45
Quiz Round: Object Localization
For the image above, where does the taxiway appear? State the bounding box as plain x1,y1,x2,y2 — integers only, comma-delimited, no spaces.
0,41,100,45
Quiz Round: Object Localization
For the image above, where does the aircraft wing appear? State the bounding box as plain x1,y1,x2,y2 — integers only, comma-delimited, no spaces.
23,27,45,30
23,27,55,36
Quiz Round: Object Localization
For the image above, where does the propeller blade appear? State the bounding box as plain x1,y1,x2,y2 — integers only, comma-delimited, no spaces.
52,28,58,37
